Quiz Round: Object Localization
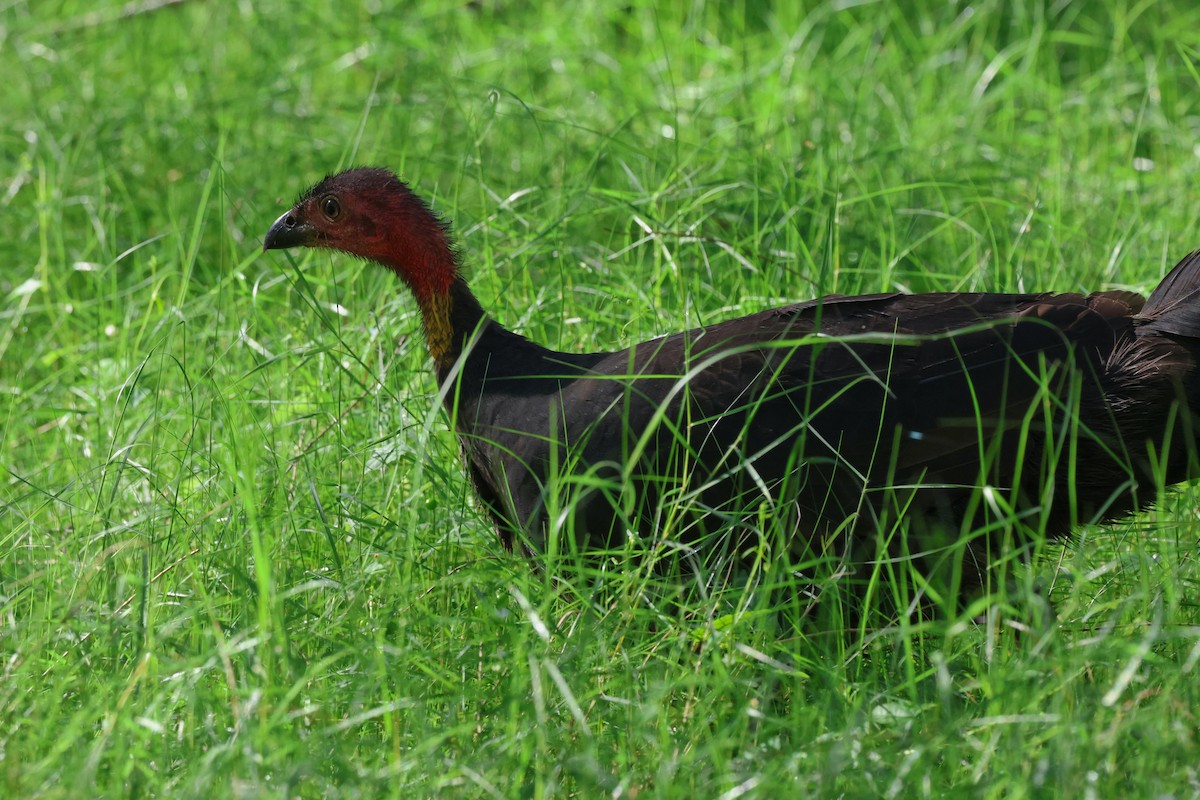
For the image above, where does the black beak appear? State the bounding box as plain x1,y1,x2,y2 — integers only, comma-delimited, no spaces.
263,210,319,252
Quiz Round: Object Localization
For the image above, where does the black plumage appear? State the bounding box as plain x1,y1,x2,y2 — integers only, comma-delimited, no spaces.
264,167,1200,592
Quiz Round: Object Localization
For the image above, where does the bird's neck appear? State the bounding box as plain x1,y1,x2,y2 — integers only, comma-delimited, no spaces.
418,286,459,367
374,211,568,375
418,277,488,370
418,276,601,386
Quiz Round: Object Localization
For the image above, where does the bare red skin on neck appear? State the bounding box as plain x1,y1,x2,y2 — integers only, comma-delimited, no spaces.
284,168,463,363
371,220,456,301
335,182,460,363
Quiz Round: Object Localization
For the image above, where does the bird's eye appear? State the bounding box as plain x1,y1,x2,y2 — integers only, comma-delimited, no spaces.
322,196,341,220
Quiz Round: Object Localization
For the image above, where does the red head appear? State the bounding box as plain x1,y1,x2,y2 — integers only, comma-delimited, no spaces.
263,167,458,300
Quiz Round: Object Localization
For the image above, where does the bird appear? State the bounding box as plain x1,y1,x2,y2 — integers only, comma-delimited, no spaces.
263,167,1200,596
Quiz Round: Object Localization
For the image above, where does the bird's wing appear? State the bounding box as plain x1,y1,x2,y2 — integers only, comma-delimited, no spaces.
613,290,1143,483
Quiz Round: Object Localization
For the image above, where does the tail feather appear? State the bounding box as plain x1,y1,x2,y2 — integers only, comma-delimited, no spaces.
1138,248,1200,338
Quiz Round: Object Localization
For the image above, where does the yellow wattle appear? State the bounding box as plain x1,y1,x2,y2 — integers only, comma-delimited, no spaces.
419,291,454,367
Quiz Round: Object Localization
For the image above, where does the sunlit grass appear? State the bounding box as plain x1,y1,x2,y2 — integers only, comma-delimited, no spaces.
3,1,1200,797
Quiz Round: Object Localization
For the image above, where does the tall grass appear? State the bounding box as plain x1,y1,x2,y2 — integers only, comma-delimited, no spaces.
3,1,1200,796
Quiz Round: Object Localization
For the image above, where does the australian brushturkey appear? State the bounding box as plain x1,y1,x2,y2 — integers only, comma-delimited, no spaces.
264,167,1200,592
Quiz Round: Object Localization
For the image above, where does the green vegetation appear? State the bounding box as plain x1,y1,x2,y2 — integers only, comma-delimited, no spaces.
4,1,1200,796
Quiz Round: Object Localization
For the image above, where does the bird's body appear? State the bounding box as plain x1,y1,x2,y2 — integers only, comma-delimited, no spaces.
265,168,1200,591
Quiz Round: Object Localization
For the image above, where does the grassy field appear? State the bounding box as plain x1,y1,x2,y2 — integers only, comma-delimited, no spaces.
4,1,1200,796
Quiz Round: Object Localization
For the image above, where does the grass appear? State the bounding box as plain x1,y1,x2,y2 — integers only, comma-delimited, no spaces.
4,0,1200,796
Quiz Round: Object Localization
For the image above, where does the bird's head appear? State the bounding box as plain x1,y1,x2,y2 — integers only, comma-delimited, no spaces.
263,167,457,299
